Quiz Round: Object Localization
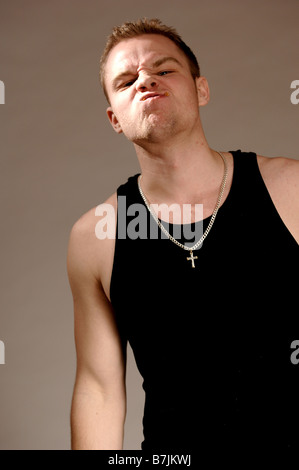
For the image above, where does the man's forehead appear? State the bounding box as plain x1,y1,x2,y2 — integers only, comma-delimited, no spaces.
106,34,186,73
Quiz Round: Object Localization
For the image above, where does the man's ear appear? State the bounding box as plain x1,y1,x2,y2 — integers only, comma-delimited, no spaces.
106,107,123,134
195,76,210,107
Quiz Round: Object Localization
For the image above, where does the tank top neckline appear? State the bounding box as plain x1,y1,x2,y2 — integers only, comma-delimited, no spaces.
134,150,242,227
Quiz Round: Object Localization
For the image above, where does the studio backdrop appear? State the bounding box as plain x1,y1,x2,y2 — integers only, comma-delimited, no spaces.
0,0,298,450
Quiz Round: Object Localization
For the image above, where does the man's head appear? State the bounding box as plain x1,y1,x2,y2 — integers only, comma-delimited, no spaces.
100,18,209,146
100,18,200,103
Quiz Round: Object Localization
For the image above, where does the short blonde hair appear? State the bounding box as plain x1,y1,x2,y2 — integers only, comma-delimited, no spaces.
99,18,200,102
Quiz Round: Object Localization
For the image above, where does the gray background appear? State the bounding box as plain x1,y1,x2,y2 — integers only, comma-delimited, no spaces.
0,0,298,450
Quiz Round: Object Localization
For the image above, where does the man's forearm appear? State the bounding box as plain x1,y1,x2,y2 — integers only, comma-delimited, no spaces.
71,387,126,450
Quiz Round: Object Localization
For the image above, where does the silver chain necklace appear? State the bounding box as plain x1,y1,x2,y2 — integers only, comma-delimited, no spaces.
137,151,228,268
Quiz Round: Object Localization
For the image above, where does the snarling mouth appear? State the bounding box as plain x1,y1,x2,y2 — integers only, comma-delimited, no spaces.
140,92,169,101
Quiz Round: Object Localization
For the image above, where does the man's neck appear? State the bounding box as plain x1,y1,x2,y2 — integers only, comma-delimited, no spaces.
134,133,225,206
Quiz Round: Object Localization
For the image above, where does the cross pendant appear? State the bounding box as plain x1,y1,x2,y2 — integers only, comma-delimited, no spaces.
187,250,198,268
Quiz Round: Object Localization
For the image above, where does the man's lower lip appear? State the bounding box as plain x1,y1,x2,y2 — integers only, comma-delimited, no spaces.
141,95,166,102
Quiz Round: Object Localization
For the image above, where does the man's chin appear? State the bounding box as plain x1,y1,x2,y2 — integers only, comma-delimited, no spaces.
130,118,177,145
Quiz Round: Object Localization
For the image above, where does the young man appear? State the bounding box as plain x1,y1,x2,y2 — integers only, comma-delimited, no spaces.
67,18,299,452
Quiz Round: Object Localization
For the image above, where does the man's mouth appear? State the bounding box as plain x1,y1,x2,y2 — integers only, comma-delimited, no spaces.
140,92,169,101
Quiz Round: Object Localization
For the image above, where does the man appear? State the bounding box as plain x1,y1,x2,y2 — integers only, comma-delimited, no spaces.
67,18,299,453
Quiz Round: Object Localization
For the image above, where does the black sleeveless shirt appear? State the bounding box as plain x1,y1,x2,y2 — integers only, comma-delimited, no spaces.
110,150,299,453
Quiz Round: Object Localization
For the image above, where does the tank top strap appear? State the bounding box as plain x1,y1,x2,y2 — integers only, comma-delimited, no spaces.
229,149,261,196
116,173,140,201
228,149,273,213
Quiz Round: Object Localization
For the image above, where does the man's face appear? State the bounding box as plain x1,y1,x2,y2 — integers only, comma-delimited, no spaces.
104,34,209,145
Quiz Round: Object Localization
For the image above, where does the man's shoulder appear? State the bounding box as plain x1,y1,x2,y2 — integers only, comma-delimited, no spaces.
67,191,118,298
70,192,118,241
257,154,299,243
67,192,118,277
257,154,299,180
257,154,299,195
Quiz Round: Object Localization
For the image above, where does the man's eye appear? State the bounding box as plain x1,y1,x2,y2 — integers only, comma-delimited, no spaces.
123,79,136,87
158,71,171,76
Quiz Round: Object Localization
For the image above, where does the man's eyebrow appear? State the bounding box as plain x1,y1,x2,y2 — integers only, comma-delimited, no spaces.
111,71,134,89
111,56,183,90
151,56,183,68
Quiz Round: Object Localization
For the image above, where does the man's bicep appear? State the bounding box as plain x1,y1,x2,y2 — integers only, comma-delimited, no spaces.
74,285,125,386
67,222,126,393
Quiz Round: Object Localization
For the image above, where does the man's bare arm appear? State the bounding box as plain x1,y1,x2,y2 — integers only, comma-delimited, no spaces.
67,213,126,450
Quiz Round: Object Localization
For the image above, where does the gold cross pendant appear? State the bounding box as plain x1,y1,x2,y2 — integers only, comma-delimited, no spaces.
187,250,198,268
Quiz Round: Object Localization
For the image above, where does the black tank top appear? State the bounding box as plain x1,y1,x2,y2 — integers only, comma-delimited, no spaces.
110,150,299,453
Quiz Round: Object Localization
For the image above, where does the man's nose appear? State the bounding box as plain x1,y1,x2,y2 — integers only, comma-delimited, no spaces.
136,72,157,91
